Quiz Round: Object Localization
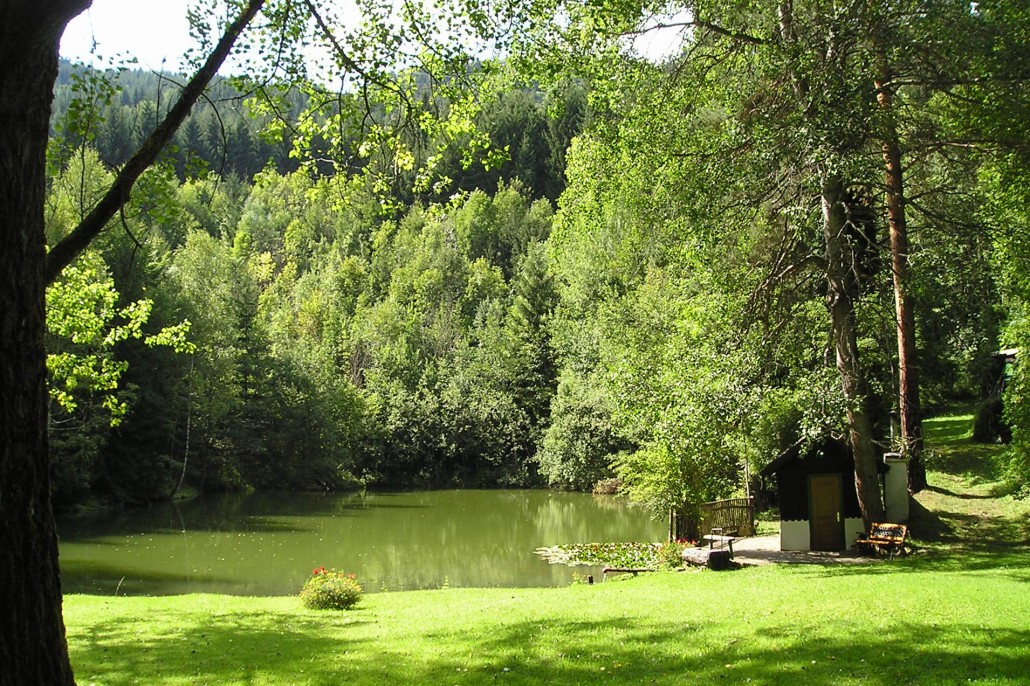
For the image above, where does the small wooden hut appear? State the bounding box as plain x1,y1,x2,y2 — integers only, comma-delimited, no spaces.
760,440,870,552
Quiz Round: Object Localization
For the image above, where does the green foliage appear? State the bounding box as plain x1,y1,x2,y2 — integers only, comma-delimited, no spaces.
46,250,193,424
980,42,1030,492
1001,343,1030,494
41,0,1030,516
52,60,296,179
299,567,363,611
46,252,146,423
655,541,687,570
536,539,684,570
523,0,1030,527
44,245,193,504
536,370,622,490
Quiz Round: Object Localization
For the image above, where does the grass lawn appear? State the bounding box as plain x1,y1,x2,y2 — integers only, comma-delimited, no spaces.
65,409,1030,685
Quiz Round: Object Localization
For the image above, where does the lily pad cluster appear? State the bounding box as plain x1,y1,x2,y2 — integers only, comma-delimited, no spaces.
535,542,665,569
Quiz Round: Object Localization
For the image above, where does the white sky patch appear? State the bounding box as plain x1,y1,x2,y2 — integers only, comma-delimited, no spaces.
60,1,689,74
630,9,691,63
61,0,195,70
59,0,409,82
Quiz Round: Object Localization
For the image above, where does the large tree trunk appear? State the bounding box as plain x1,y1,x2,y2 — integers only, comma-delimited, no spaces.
875,55,928,494
821,173,888,526
0,3,88,684
2,3,265,684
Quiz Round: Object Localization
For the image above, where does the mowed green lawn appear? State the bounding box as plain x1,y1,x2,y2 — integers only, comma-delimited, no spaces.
65,410,1030,685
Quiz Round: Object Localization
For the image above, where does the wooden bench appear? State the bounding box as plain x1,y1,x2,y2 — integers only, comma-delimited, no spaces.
601,567,651,581
853,523,909,559
702,527,738,557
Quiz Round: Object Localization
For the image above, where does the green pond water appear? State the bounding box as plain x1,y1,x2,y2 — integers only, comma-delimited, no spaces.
57,489,665,596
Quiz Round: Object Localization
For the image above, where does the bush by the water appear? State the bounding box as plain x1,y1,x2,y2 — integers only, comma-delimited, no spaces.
655,541,686,569
300,567,363,610
592,478,622,495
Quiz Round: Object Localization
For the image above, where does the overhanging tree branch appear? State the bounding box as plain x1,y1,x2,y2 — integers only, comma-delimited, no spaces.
692,19,765,45
44,0,266,284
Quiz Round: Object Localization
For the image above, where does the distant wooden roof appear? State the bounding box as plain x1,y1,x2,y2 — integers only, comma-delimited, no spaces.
759,439,805,478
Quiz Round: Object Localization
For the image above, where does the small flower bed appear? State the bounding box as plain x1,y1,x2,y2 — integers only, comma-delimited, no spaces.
300,567,363,610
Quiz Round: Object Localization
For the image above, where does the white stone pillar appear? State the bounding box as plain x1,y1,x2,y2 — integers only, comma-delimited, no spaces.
883,452,909,522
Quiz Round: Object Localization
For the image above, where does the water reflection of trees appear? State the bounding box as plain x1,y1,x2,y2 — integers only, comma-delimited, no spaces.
58,490,664,594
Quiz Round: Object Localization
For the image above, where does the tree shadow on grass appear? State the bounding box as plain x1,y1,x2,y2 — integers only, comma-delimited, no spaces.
918,494,1028,541
445,618,1029,686
924,484,997,500
70,609,1030,685
71,608,373,685
923,441,1007,487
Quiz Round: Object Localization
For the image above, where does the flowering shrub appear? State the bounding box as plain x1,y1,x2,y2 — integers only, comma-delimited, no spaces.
300,567,363,610
656,541,686,570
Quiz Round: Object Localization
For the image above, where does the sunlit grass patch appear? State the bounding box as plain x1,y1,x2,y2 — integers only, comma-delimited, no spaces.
66,560,1030,686
912,406,1030,564
923,406,1008,485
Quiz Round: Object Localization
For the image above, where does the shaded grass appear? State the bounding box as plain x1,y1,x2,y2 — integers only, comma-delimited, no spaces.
913,407,1030,562
65,408,1030,685
922,405,1008,485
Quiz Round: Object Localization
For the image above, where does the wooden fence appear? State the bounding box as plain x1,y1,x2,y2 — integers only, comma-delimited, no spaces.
699,497,755,537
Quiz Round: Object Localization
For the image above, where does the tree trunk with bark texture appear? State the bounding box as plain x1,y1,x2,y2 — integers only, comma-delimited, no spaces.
2,2,265,683
778,0,887,524
821,173,888,526
876,55,928,494
0,3,88,684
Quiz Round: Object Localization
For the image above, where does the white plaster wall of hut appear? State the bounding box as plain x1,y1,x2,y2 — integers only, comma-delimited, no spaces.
844,517,865,548
779,518,865,551
780,520,810,551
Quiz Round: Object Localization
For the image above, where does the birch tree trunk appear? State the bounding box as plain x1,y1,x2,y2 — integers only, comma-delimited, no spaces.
821,173,888,526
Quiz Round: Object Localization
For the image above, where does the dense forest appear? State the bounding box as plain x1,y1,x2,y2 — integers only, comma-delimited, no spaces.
44,1,1029,528
46,59,588,508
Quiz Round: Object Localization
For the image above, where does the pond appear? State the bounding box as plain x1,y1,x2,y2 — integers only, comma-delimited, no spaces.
57,489,666,596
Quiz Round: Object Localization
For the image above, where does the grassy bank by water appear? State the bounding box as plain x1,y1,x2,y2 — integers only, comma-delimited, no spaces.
65,409,1030,685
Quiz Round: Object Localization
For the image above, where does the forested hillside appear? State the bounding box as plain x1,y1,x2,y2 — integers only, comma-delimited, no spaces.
46,60,588,509
44,0,1030,520
51,59,582,201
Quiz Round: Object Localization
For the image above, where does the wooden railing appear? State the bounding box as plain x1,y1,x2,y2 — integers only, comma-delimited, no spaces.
699,497,755,537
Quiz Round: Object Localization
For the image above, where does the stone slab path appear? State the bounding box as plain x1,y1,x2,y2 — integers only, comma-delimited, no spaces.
683,535,875,567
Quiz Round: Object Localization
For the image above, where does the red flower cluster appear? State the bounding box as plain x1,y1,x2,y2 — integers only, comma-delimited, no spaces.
309,564,358,576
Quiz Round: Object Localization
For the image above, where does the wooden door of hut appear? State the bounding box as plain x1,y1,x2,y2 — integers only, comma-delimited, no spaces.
808,474,844,551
